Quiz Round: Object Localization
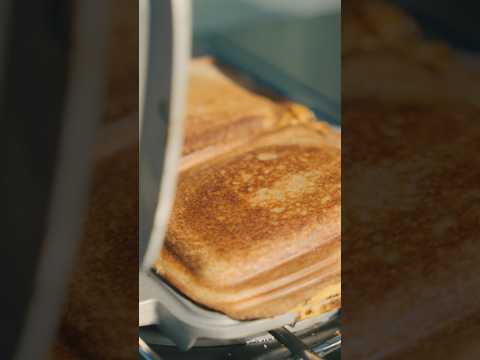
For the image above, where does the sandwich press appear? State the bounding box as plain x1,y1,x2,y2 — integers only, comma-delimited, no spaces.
139,0,339,353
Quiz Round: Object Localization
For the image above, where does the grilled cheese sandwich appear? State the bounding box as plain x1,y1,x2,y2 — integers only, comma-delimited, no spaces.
156,122,341,320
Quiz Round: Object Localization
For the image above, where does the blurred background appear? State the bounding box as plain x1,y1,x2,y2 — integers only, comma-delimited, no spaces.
192,0,341,125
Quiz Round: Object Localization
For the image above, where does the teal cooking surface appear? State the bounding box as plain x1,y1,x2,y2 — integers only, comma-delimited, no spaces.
193,2,340,125
209,14,340,125
216,14,340,105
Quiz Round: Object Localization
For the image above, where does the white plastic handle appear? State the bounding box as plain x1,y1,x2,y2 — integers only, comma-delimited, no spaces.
139,0,191,271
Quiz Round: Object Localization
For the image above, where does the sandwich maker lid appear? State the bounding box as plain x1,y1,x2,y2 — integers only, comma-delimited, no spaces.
2,1,108,358
139,0,190,270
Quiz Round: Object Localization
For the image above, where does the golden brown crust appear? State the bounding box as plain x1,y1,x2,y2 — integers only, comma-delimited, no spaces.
182,58,311,158
183,58,278,156
156,124,341,319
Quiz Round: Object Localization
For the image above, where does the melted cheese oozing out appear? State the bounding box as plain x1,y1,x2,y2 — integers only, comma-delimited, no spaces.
290,283,341,321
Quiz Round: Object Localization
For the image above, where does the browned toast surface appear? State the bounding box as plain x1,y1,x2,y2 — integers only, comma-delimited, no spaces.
156,124,341,319
182,58,313,159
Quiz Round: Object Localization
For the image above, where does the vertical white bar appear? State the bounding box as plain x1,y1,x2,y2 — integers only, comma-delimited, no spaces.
14,1,110,359
139,0,191,270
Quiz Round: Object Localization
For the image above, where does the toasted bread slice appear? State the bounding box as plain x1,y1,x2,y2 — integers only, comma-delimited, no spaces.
182,58,313,161
155,123,341,320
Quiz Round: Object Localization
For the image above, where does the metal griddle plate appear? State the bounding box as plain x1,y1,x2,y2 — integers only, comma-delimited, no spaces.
140,297,339,348
139,0,340,351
